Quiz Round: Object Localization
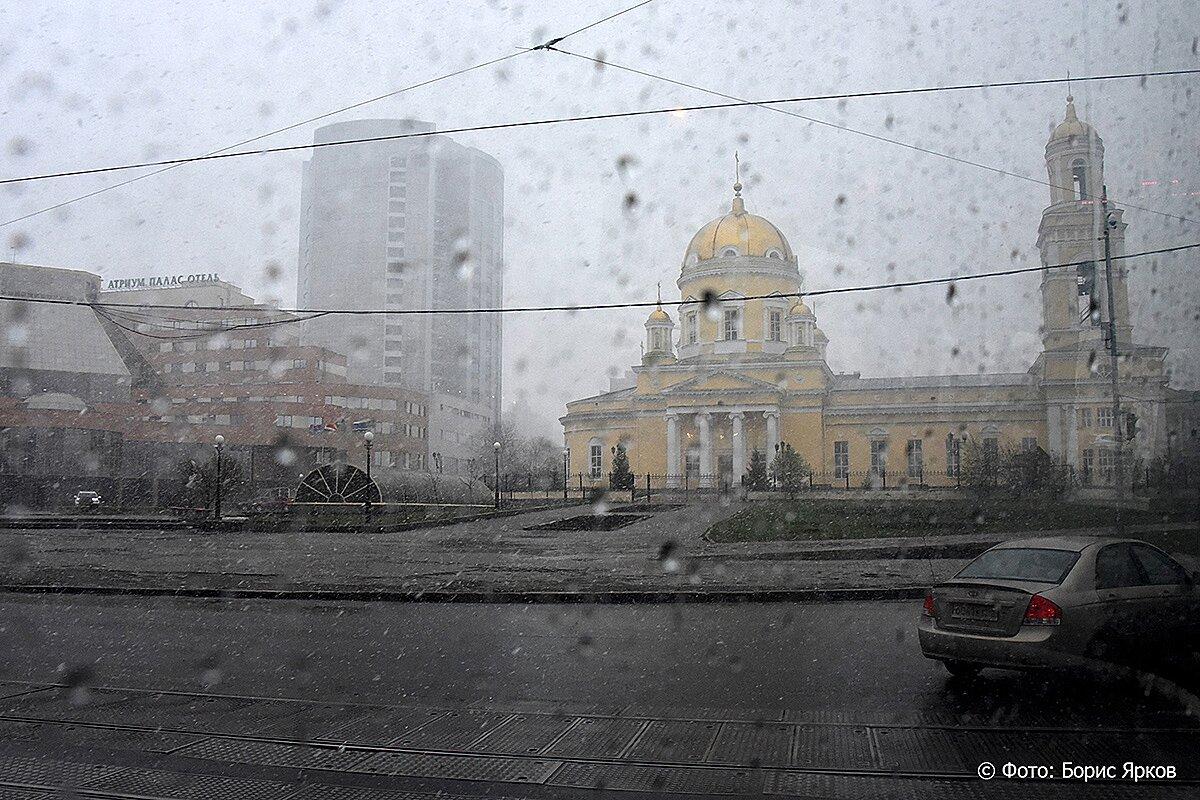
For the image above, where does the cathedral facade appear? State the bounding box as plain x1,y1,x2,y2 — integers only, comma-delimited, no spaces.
560,100,1170,489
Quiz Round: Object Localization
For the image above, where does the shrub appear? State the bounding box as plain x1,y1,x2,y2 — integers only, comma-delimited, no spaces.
745,449,770,490
608,443,633,490
771,442,811,493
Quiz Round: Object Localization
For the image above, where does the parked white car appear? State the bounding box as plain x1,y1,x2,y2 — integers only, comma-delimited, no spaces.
919,536,1200,676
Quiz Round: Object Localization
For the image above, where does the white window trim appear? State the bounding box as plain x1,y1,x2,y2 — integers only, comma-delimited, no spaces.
588,438,604,479
761,300,788,340
717,293,747,342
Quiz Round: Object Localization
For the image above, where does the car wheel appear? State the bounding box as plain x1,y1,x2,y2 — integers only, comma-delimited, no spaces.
943,660,980,678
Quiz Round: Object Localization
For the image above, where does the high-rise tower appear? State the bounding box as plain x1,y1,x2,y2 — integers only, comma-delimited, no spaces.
297,120,503,474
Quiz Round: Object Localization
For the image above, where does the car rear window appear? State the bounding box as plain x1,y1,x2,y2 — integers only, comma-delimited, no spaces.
956,548,1079,584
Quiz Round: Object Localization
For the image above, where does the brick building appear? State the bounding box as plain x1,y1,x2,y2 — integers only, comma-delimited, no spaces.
1,263,430,509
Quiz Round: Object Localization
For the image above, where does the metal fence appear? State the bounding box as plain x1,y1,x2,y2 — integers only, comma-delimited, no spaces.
562,469,957,502
493,461,1197,504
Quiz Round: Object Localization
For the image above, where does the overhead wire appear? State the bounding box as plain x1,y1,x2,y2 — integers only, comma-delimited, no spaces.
4,68,1198,188
544,46,1199,227
94,305,332,341
0,0,661,227
5,242,1196,326
529,0,659,49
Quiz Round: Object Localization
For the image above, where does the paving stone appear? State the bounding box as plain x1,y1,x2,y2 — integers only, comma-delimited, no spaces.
95,692,257,732
544,717,646,758
175,737,373,771
0,755,119,789
86,766,297,800
0,787,60,800
389,709,511,749
466,712,576,755
0,688,135,722
353,751,559,783
706,721,792,766
548,762,761,794
323,706,448,745
625,719,719,763
792,724,875,769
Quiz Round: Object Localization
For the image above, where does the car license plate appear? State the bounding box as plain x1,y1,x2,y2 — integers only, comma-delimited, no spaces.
951,603,998,621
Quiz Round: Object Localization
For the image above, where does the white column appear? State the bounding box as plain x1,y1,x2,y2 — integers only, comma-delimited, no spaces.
697,412,714,488
1065,403,1079,468
730,411,745,482
764,410,780,465
666,413,680,487
1046,402,1067,465
1151,399,1168,458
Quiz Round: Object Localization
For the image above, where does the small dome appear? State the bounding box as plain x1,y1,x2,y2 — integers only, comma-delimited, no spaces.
684,183,794,265
1050,96,1095,142
789,300,812,316
647,307,671,323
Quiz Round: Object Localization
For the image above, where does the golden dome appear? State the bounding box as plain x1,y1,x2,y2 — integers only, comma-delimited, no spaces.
1049,96,1095,142
647,307,671,322
684,183,794,265
789,299,812,316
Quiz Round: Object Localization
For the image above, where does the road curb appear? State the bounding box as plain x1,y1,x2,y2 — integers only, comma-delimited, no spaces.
0,583,929,604
0,502,582,533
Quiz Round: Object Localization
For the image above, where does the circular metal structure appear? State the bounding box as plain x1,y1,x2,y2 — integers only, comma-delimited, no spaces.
295,463,382,504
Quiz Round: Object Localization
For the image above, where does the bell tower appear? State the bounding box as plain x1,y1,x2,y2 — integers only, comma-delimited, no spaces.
1035,96,1149,469
1036,96,1132,354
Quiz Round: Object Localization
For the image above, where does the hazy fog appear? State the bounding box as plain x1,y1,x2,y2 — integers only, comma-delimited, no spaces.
4,0,1197,437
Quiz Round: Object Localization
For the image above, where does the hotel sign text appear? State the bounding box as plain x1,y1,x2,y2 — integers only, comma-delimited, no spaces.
105,273,220,291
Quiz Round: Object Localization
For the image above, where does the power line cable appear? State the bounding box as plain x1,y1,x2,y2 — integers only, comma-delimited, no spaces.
0,0,660,227
5,242,1195,321
5,68,1197,188
545,46,1199,226
0,53,518,228
94,305,331,341
530,0,659,49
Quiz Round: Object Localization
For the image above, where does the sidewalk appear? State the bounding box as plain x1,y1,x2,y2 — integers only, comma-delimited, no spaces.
0,502,1194,601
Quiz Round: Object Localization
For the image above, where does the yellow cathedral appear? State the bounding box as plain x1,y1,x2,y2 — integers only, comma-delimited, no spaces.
561,99,1170,489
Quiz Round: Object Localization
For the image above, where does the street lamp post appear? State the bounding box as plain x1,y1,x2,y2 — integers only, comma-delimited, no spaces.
493,441,501,510
562,447,569,501
1100,187,1125,534
213,435,225,522
363,430,375,513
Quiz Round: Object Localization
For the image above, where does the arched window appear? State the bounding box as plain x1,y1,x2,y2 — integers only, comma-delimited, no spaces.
765,249,784,260
1071,158,1087,200
721,247,739,258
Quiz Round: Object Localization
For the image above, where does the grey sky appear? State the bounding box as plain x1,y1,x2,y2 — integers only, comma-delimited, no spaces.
3,0,1198,438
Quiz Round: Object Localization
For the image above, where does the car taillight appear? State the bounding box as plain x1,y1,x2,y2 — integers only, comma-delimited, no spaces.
1022,593,1062,626
922,591,936,618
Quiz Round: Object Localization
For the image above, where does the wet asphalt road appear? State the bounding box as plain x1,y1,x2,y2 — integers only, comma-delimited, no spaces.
1,595,1192,727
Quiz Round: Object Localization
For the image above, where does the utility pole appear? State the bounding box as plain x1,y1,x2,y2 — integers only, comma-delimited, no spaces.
213,435,225,522
1101,186,1124,532
493,441,501,510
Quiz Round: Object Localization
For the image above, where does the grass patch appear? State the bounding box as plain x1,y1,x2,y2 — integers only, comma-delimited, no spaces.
707,499,1189,543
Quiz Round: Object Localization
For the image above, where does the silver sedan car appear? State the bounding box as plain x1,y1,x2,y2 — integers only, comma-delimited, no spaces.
919,536,1200,677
